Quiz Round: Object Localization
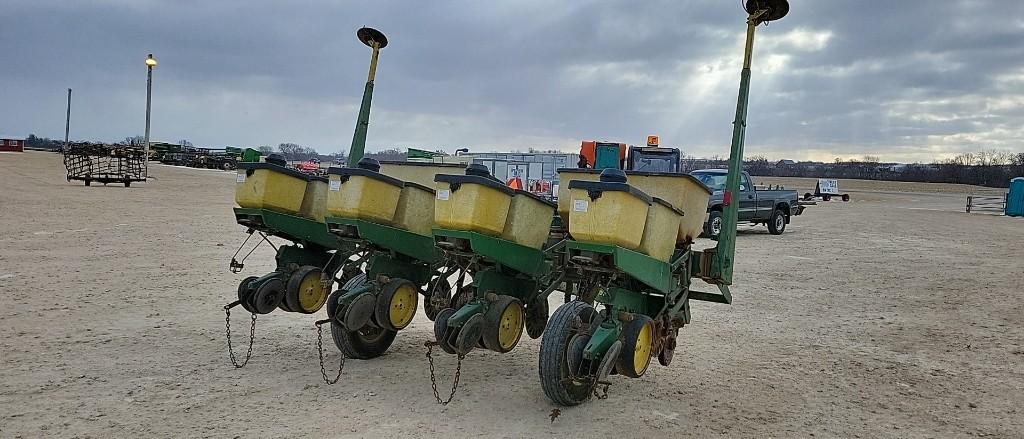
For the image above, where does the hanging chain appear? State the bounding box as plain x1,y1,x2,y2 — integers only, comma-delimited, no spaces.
315,319,345,385
425,341,465,405
224,305,257,368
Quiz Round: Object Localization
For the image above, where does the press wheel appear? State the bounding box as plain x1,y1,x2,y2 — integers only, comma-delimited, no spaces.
237,276,259,314
454,313,484,355
374,278,418,331
482,296,525,353
432,308,458,354
251,278,285,315
331,275,396,359
615,315,655,378
327,273,364,319
286,266,330,314
539,301,597,406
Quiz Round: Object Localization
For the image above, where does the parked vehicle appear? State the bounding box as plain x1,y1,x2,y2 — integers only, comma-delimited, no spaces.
691,169,803,239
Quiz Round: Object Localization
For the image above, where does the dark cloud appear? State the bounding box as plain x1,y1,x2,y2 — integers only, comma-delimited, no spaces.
2,0,1023,162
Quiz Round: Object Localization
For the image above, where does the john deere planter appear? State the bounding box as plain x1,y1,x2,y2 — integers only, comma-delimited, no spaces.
321,157,448,365
429,164,561,355
222,25,390,371
225,154,361,368
535,0,790,405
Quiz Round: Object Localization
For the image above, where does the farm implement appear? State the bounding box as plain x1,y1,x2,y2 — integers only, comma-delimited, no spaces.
62,142,146,187
220,0,790,407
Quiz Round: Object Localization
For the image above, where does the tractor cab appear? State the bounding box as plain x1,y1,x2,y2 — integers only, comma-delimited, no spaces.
578,135,682,173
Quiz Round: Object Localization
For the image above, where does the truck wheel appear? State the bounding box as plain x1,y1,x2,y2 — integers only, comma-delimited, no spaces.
704,210,723,241
768,209,787,235
822,194,832,202
842,194,850,202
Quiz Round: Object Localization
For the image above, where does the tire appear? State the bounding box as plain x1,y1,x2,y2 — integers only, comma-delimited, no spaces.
767,209,787,235
704,210,723,241
822,194,832,202
330,325,397,360
285,266,329,314
615,315,655,378
374,278,418,331
237,276,259,314
481,296,525,353
539,301,596,406
432,308,458,354
251,278,285,314
326,273,366,319
842,194,850,202
331,274,397,359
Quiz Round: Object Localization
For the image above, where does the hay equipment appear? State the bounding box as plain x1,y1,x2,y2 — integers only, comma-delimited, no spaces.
62,142,146,187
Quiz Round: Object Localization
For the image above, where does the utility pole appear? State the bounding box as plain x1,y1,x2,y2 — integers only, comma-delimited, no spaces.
65,88,72,147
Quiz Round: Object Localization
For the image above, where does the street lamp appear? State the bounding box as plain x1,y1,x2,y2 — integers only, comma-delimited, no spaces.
143,53,157,178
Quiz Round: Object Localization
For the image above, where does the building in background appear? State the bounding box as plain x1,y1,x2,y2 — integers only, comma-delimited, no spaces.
0,136,25,152
465,152,578,198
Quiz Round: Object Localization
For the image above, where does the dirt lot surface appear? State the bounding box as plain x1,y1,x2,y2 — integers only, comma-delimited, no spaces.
1,151,1022,438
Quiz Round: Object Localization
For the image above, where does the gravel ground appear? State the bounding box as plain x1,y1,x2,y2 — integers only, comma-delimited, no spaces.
1,151,1021,438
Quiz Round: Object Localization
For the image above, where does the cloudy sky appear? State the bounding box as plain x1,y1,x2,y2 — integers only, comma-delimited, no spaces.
2,0,1022,162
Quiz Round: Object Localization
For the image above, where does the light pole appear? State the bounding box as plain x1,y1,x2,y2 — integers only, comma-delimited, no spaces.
65,88,72,148
143,53,157,178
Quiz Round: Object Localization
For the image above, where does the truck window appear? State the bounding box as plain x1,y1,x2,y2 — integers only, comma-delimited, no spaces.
741,174,752,192
691,172,728,191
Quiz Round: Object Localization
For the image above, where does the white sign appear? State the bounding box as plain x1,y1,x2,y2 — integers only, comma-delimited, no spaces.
437,189,451,201
328,180,341,191
572,199,588,212
817,178,840,195
236,172,246,183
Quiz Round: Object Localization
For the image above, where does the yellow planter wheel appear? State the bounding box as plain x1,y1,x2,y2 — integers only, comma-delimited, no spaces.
482,295,525,353
375,279,419,331
615,315,655,378
285,266,330,314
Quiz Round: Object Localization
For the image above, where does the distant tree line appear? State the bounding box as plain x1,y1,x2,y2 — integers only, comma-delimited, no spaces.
680,151,1024,188
25,134,62,150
